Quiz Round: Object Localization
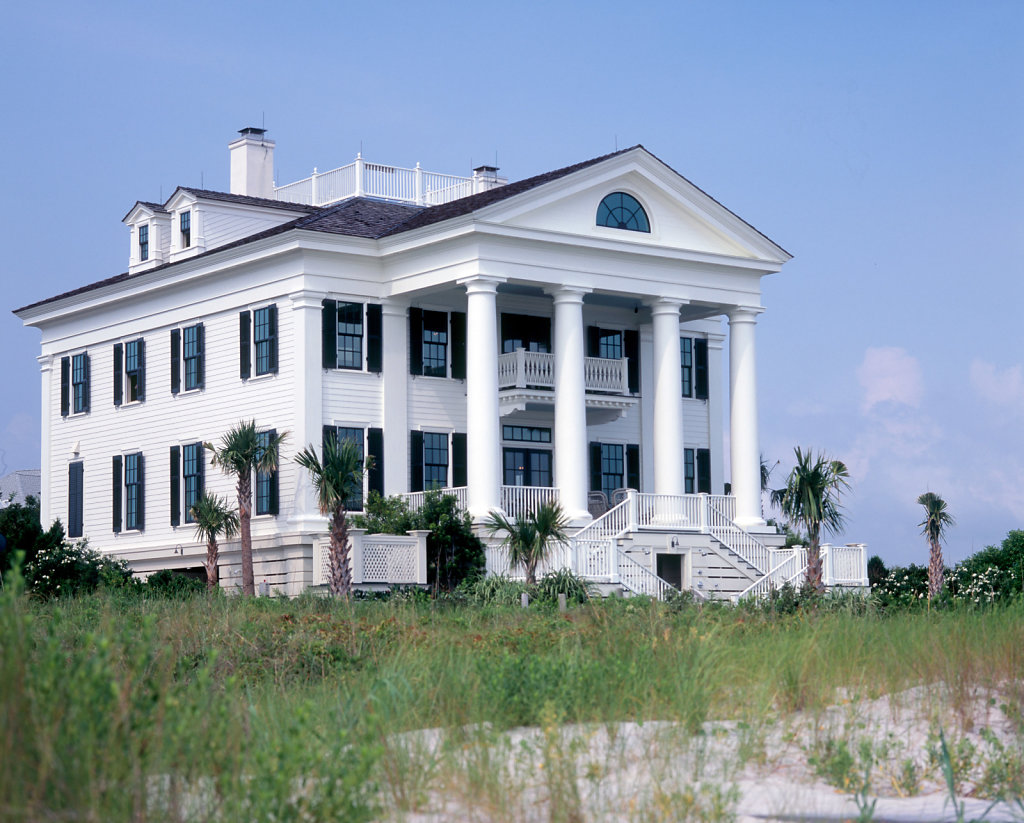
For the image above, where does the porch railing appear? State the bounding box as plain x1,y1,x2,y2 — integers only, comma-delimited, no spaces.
399,486,468,513
501,485,560,517
497,349,630,395
736,543,870,600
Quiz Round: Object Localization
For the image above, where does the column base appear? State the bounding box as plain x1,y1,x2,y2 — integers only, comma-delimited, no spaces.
469,505,505,524
565,509,593,528
733,515,767,530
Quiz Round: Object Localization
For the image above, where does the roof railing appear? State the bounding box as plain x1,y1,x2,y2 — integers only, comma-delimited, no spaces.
274,155,483,208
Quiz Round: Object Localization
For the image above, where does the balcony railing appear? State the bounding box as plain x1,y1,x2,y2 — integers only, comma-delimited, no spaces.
274,156,483,208
497,349,630,395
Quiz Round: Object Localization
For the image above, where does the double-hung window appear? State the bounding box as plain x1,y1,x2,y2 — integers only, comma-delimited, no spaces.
423,432,449,488
60,353,90,416
409,430,467,492
240,306,278,379
171,324,205,393
113,339,145,406
321,300,382,372
180,211,191,248
113,452,145,533
684,448,712,494
183,443,203,522
409,308,465,379
589,441,641,495
139,225,149,261
681,337,709,400
68,461,84,538
255,429,279,516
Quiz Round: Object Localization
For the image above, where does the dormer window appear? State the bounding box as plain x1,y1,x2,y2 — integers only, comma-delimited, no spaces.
180,211,191,248
597,192,650,233
138,225,149,261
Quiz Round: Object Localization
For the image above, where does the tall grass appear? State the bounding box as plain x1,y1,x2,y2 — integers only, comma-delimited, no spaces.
2,573,1021,820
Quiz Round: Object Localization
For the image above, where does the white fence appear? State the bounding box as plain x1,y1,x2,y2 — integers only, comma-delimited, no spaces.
313,529,429,587
274,157,482,208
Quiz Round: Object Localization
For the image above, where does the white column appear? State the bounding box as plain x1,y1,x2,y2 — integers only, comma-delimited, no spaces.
729,307,765,527
638,323,655,492
37,354,53,528
707,330,726,494
549,286,591,522
650,299,686,496
381,301,409,496
288,291,327,531
460,276,504,519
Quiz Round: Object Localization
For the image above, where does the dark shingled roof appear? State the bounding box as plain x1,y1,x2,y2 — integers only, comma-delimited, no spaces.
16,145,783,314
175,188,320,213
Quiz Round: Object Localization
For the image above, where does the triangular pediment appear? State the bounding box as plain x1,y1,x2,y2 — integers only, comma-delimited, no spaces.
475,148,789,264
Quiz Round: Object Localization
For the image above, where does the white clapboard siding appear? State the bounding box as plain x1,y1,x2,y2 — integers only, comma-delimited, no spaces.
200,203,301,253
408,376,468,432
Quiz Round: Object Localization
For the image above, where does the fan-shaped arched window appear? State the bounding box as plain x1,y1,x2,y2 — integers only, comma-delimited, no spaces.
596,192,650,233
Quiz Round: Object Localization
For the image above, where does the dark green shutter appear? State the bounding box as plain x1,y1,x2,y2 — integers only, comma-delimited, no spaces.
68,462,83,538
408,308,422,375
589,442,602,492
60,356,70,417
694,339,709,400
112,455,122,533
367,304,382,373
587,326,601,358
82,354,90,413
452,432,467,487
196,441,205,499
626,444,641,490
136,454,145,530
322,299,337,369
113,343,123,406
137,340,146,402
170,329,181,394
697,449,711,494
410,430,424,492
170,446,180,527
267,305,278,373
367,427,384,495
239,311,251,379
322,424,337,460
624,329,640,394
196,324,205,389
450,311,466,380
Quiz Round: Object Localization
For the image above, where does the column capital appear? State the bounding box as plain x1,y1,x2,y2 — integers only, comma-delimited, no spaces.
727,306,764,324
37,353,53,372
647,296,689,316
288,289,327,311
381,297,409,318
456,274,506,294
545,284,591,304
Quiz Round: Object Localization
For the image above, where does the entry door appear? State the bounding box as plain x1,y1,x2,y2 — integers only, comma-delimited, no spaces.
503,448,552,487
656,554,683,590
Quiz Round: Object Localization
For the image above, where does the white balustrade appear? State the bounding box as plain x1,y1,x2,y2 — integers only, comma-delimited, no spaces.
274,159,476,208
500,485,560,519
399,486,469,514
497,349,627,395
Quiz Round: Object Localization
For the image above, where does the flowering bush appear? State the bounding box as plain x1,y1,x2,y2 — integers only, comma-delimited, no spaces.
872,563,930,608
23,540,133,598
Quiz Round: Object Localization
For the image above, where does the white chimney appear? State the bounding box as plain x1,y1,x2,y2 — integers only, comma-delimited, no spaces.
229,127,275,199
472,164,508,194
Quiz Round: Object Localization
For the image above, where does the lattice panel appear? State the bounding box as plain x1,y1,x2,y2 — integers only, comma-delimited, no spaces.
314,539,332,586
362,541,417,583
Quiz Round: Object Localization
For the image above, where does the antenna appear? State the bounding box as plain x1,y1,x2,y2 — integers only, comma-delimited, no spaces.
200,171,204,189
615,134,618,151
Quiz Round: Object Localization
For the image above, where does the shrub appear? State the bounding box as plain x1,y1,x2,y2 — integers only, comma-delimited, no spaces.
867,554,888,588
461,574,532,606
0,495,64,577
535,568,591,604
872,563,929,609
948,530,1024,602
145,568,207,598
23,540,133,598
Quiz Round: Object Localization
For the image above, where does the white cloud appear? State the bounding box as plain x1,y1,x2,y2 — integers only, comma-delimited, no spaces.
857,347,924,413
969,359,1024,413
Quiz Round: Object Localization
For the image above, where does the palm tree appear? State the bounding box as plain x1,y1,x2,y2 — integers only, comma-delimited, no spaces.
295,437,369,599
486,501,569,585
206,421,287,596
771,447,850,594
189,492,239,591
917,492,954,600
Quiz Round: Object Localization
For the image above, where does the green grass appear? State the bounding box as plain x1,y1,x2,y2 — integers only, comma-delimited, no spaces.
2,576,1022,821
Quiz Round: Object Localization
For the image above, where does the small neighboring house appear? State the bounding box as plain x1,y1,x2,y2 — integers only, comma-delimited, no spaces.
0,469,41,508
13,129,867,599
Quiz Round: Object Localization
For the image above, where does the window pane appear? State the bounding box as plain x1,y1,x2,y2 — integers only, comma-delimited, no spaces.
681,337,693,397
254,308,271,375
423,432,448,488
596,192,650,233
336,302,363,369
600,444,623,499
421,311,447,377
598,330,622,360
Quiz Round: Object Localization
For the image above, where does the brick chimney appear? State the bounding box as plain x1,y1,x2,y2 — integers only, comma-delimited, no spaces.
229,127,275,199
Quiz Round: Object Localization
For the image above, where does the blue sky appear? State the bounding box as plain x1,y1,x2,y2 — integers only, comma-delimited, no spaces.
1,0,1021,566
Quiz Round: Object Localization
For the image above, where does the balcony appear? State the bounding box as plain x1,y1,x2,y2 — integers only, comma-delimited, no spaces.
497,349,637,420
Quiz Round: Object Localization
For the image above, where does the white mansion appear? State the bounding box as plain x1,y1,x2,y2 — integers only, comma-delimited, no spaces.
15,129,867,599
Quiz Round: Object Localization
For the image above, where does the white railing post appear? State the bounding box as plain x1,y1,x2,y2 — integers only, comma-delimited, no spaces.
627,488,638,532
310,167,320,206
700,493,708,533
415,163,424,206
822,544,833,586
350,528,366,585
516,347,526,388
354,154,365,197
621,356,630,395
411,529,430,585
